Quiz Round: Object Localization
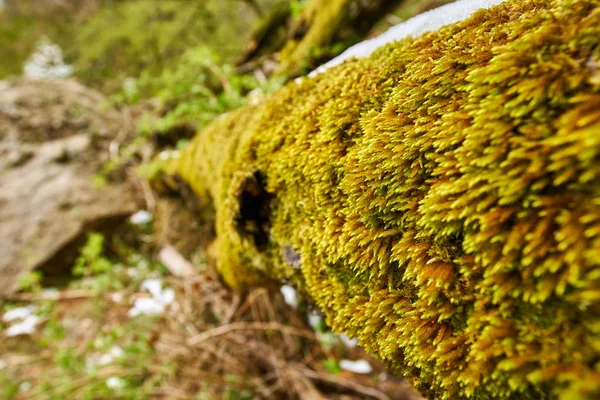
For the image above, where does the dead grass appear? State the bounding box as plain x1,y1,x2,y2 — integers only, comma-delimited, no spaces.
152,269,422,399
1,252,422,400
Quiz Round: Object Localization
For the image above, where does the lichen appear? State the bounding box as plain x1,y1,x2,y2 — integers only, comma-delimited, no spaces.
170,1,600,398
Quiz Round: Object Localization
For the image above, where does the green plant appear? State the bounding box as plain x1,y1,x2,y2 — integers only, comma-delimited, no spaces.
322,358,341,375
17,271,42,292
39,313,66,347
72,233,111,278
0,371,22,399
115,45,284,133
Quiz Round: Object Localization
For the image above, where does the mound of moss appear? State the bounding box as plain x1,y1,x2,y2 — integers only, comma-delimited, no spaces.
170,0,600,398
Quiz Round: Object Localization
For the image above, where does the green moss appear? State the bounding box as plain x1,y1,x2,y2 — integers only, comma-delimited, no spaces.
170,0,600,398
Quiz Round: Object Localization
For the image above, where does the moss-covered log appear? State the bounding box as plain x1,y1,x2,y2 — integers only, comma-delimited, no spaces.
169,0,600,398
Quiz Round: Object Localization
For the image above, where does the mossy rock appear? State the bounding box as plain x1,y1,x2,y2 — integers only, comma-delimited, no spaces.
170,0,600,398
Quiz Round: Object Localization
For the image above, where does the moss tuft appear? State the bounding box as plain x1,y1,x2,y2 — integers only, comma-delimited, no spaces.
170,1,600,398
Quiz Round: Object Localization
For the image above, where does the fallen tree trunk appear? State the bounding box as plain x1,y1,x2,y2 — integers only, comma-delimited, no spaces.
276,0,404,75
237,0,408,76
165,0,600,398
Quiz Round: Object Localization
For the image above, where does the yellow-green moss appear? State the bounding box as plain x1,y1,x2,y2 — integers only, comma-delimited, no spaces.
170,0,600,398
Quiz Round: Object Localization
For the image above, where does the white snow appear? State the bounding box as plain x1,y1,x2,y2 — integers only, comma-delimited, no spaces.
86,345,125,368
2,305,37,322
129,298,164,317
128,279,175,317
339,334,358,349
5,315,41,337
308,313,322,330
310,0,507,76
339,359,373,374
106,377,126,389
3,306,42,337
130,210,152,225
23,37,74,80
280,284,298,308
98,346,124,366
141,279,163,297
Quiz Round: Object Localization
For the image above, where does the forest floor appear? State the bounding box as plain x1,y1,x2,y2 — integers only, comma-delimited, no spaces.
0,235,423,400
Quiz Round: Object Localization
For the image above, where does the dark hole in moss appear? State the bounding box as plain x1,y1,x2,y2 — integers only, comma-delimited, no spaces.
235,171,272,250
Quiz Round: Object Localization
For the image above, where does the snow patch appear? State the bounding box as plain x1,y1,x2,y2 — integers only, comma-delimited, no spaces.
310,0,507,76
3,305,37,322
24,37,74,80
5,315,41,337
128,279,175,317
3,306,42,337
98,346,124,366
339,334,358,349
130,210,152,225
308,313,322,330
106,377,126,389
340,359,373,374
87,345,125,367
280,285,298,308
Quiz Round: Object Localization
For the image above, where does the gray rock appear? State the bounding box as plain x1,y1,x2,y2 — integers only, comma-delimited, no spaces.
0,78,140,295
